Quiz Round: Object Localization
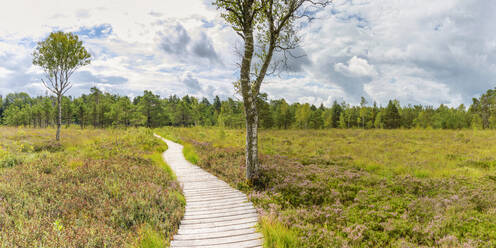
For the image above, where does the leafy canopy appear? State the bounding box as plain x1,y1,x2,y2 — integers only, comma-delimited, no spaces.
214,0,330,88
33,31,91,94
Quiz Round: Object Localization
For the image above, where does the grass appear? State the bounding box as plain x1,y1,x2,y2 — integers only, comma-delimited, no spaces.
149,152,178,181
259,216,299,248
158,127,496,247
159,127,496,179
0,127,184,247
183,143,199,164
155,128,198,165
134,224,168,248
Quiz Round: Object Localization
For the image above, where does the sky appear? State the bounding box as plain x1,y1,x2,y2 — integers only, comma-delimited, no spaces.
0,0,495,107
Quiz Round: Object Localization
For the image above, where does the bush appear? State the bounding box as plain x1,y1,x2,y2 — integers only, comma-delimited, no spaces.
0,154,21,168
33,141,63,152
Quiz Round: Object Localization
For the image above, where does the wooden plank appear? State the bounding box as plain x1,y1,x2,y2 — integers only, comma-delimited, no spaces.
184,209,256,221
186,198,250,207
177,222,258,235
183,186,232,192
183,188,236,195
181,213,258,224
179,217,258,229
184,206,255,217
185,191,245,198
187,195,247,203
185,202,253,212
172,238,262,248
155,134,263,248
179,177,221,182
171,233,262,247
182,184,230,189
186,194,246,202
174,228,257,240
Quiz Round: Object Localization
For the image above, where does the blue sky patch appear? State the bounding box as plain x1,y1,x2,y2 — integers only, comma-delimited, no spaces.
76,24,112,39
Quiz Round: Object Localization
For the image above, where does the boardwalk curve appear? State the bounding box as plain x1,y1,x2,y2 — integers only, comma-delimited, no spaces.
154,134,262,248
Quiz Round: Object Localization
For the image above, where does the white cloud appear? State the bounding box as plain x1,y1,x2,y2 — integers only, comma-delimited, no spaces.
0,67,12,79
297,0,496,105
0,0,495,107
334,56,377,77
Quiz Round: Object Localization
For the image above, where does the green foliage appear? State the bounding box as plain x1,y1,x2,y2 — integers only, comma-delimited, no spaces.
339,112,347,128
0,154,21,168
295,103,311,129
471,114,483,130
33,31,91,77
383,100,401,129
32,31,92,140
2,87,496,130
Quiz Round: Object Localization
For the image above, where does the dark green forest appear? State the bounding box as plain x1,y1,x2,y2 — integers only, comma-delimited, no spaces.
2,86,496,130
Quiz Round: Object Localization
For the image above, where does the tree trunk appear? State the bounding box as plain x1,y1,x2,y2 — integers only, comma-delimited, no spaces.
56,94,61,141
239,21,259,182
245,102,259,182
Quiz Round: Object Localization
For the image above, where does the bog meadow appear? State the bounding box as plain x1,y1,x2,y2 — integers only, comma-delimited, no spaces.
1,0,496,248
2,88,496,247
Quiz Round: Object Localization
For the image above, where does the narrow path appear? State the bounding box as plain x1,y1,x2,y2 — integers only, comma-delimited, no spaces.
154,134,262,248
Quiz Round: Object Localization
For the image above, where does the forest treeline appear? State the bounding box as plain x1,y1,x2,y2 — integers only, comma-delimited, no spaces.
1,87,496,130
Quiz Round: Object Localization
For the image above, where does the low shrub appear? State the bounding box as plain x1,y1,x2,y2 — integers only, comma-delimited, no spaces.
0,128,184,247
33,141,64,152
162,127,496,247
0,154,21,168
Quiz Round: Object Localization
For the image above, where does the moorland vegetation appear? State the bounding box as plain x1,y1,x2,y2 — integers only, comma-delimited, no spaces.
2,0,494,247
157,127,496,247
0,127,184,247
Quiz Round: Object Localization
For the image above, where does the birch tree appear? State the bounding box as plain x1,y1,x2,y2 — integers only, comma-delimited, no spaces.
213,0,330,182
33,31,91,141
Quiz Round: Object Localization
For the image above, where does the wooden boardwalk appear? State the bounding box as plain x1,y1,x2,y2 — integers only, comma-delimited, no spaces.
155,134,262,248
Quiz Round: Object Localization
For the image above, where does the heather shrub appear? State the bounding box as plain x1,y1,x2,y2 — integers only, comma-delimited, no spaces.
0,153,21,168
159,127,496,247
0,127,184,247
33,140,63,152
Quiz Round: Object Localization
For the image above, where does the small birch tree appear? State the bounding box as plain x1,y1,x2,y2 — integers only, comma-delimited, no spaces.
33,31,91,141
213,0,331,183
